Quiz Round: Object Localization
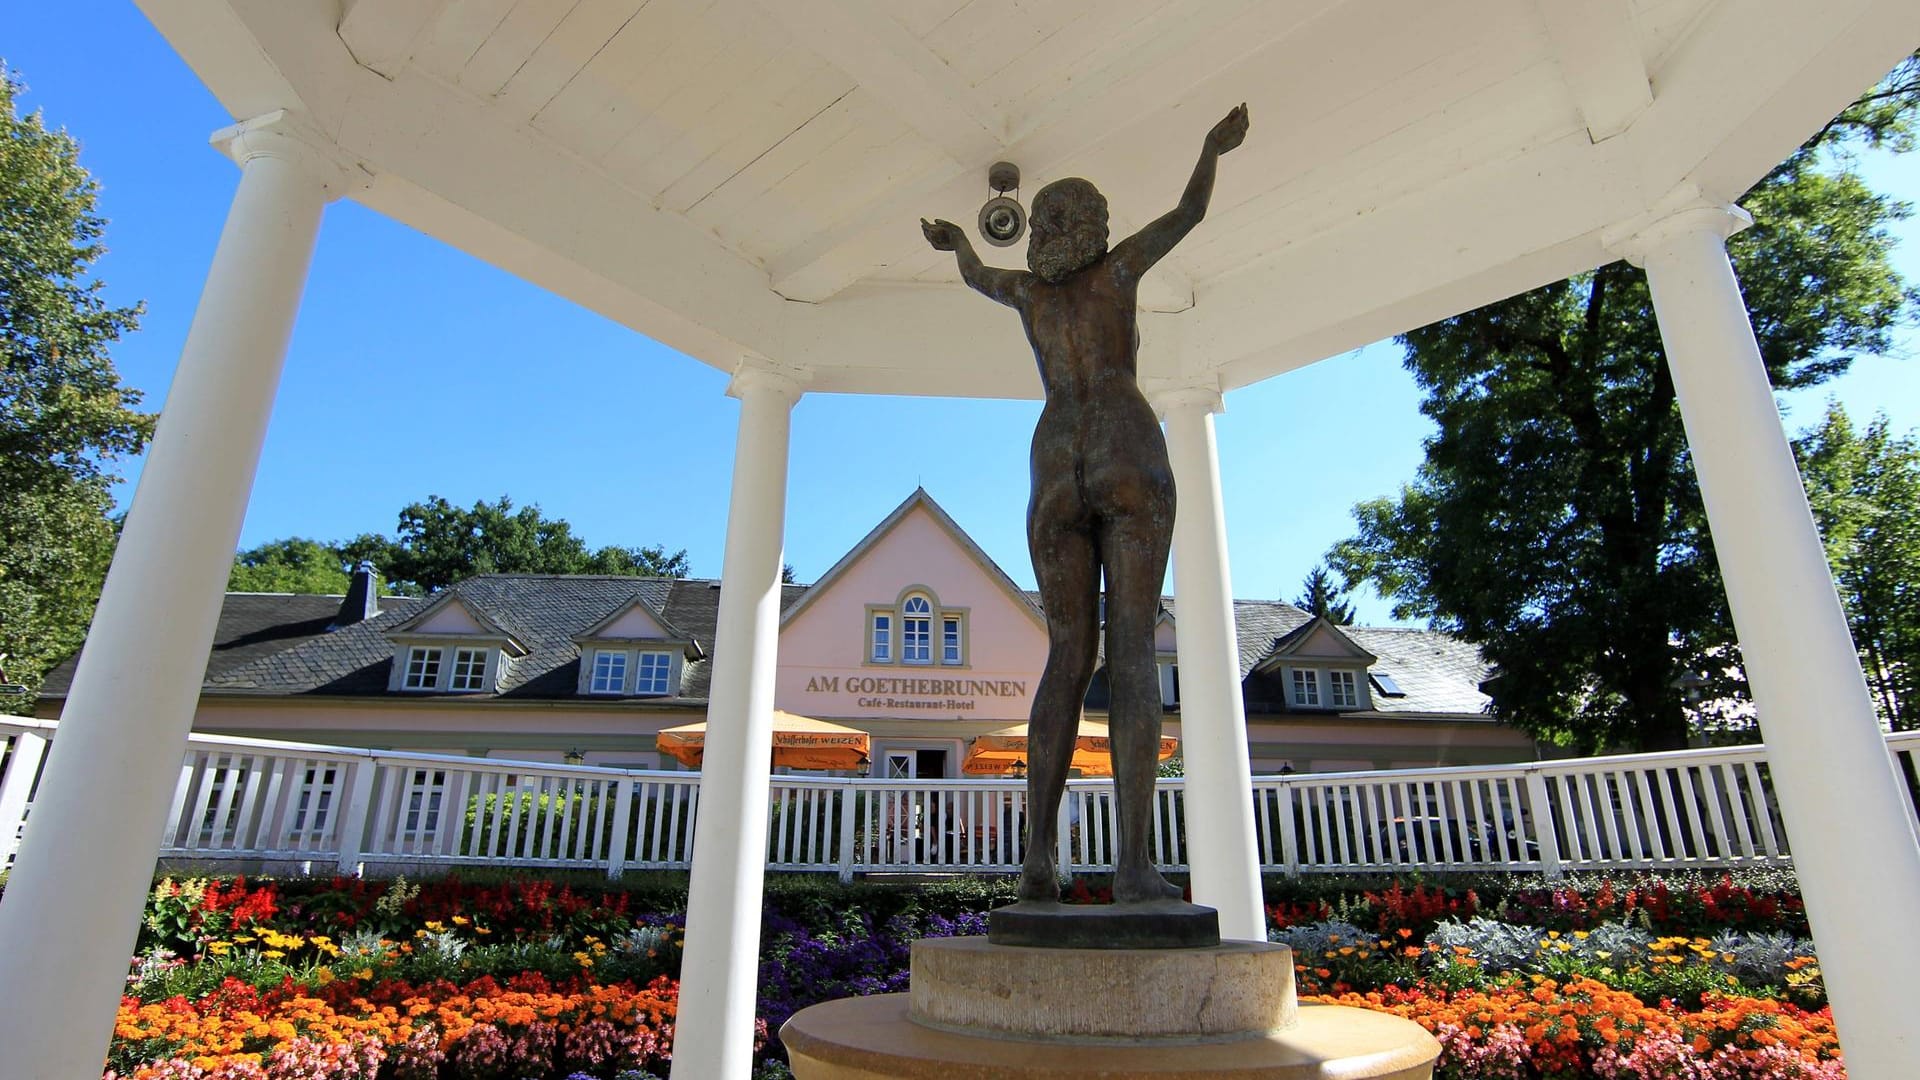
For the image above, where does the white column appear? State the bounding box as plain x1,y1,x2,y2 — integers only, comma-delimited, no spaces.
1616,204,1920,1079
1155,386,1265,942
0,112,356,1079
670,362,803,1080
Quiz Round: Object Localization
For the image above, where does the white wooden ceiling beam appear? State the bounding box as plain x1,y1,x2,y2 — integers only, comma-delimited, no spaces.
765,0,1342,309
1536,0,1651,143
337,0,448,79
751,0,1003,165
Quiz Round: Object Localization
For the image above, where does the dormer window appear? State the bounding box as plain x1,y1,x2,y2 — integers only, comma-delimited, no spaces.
589,650,628,694
869,588,967,666
635,651,673,695
450,648,489,691
1328,669,1359,708
1291,668,1320,707
404,647,443,690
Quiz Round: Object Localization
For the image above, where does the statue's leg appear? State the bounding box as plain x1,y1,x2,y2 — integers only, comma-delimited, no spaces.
1098,496,1181,904
1021,492,1100,902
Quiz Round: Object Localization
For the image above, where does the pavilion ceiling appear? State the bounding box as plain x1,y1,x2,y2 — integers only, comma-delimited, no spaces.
138,0,1919,398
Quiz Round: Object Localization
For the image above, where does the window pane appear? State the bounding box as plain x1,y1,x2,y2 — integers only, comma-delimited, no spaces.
636,652,672,695
1329,670,1358,708
451,648,489,691
404,647,443,689
1291,668,1319,706
904,596,931,614
872,613,892,662
590,650,627,694
903,615,930,663
943,616,961,664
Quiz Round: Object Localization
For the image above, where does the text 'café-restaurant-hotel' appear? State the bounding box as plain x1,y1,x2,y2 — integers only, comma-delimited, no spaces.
38,490,1542,777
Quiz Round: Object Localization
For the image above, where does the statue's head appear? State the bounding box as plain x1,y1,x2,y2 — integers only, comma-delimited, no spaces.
1027,178,1108,283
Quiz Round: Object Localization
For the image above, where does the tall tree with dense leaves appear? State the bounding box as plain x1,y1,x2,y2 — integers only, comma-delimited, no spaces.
229,537,355,595
1295,565,1355,624
1331,55,1919,752
0,71,152,712
335,495,691,594
1797,403,1920,730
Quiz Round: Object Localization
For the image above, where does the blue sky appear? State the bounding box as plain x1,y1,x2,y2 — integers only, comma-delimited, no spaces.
5,5,1917,625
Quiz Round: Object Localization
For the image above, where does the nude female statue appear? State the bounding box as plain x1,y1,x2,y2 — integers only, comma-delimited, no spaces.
923,104,1248,904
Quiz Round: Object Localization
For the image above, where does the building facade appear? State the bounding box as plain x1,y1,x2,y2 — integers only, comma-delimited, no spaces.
39,490,1542,774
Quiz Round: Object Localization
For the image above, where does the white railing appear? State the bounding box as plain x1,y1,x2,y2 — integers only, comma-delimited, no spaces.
4,718,1919,881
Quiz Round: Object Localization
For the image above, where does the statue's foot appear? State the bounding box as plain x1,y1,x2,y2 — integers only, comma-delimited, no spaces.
1113,865,1184,904
1017,854,1060,902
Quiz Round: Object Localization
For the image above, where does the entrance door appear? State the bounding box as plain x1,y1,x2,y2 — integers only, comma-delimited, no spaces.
881,748,951,779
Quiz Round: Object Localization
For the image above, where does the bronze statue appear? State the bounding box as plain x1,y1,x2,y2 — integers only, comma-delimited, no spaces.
924,105,1248,904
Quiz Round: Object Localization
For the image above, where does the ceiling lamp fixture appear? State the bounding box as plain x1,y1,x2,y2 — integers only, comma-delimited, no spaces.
978,161,1025,247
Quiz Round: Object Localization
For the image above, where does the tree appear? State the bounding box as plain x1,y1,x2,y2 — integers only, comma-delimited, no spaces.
0,71,152,712
229,538,354,594
334,495,692,594
1797,402,1920,730
1331,54,1918,753
1295,565,1355,624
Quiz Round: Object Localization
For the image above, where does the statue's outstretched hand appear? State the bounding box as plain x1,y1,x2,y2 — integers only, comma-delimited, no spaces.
922,218,963,251
1207,103,1249,155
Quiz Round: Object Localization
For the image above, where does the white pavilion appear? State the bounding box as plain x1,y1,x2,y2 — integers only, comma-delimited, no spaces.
1,1,1917,1077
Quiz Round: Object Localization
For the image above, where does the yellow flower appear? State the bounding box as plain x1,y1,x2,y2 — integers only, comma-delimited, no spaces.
262,949,286,959
353,968,374,980
451,916,470,926
315,970,336,986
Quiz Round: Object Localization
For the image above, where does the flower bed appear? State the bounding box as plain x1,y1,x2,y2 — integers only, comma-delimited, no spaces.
69,869,1837,1079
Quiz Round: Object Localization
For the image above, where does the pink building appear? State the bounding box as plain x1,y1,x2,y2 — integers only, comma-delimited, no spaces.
38,490,1541,775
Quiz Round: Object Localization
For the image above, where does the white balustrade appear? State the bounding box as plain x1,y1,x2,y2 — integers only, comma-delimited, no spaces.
3,717,1916,879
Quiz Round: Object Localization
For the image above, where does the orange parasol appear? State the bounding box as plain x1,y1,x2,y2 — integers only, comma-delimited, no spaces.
961,718,1178,777
656,711,870,771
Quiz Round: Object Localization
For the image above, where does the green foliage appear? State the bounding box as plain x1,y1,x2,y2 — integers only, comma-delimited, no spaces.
339,494,691,595
1331,56,1919,753
0,70,152,710
1295,564,1355,624
231,494,692,596
1797,402,1920,730
228,536,357,594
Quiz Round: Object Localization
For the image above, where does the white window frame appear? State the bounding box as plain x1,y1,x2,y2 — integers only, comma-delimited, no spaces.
589,649,628,694
403,646,444,690
634,650,673,696
1328,669,1359,708
870,611,893,663
449,647,490,692
1291,667,1321,707
1159,660,1180,707
942,614,964,665
901,595,933,664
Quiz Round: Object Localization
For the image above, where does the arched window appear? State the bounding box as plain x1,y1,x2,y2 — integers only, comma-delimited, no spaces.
902,595,932,664
869,589,966,666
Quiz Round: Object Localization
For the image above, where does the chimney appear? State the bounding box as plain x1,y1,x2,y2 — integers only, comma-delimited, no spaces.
336,563,379,626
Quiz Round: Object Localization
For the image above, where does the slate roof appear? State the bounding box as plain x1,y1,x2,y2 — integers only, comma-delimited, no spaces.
38,576,1489,719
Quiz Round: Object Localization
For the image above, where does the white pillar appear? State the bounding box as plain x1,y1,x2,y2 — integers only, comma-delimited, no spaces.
1155,386,1265,942
669,362,803,1080
1616,204,1920,1079
0,112,356,1079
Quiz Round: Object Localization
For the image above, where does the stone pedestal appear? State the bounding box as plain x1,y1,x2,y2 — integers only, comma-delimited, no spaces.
783,936,1439,1079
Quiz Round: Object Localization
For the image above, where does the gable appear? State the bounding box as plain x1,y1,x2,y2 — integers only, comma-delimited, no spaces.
775,497,1047,722
1288,623,1374,662
584,599,678,641
411,600,490,635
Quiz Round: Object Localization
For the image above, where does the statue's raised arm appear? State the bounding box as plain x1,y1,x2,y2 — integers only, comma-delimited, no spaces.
922,217,1031,308
1109,103,1248,284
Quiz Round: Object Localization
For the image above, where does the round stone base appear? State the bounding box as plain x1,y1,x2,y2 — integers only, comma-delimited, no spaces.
910,937,1295,1041
784,995,1440,1079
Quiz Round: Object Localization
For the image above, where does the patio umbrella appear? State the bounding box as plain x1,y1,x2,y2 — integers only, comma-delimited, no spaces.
961,718,1177,777
656,711,870,771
